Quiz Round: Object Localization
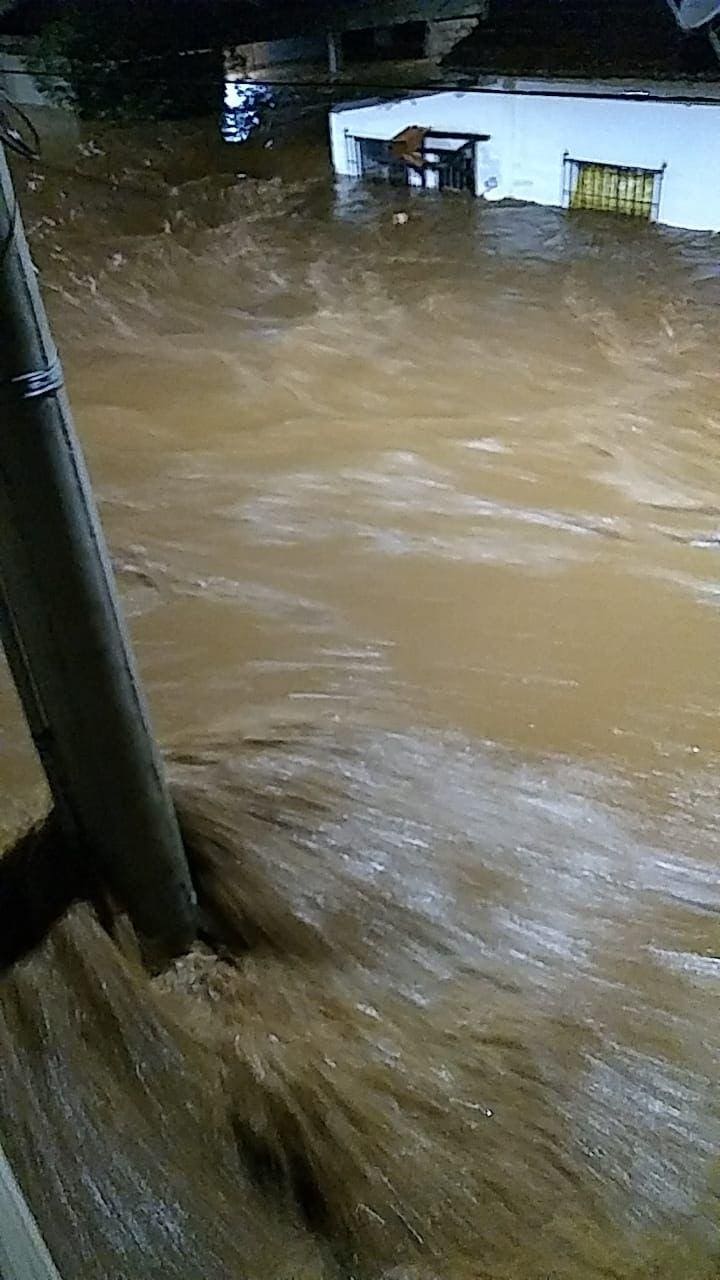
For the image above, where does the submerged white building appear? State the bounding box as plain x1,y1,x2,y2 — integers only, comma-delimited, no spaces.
329,80,720,231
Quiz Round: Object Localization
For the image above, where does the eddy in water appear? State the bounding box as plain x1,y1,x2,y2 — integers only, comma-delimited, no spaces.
2,115,720,1279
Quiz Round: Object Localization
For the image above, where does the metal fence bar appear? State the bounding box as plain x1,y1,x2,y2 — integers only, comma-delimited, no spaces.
354,135,475,194
563,155,665,221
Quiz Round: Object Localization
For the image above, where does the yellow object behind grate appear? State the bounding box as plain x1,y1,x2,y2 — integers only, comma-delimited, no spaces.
571,163,655,218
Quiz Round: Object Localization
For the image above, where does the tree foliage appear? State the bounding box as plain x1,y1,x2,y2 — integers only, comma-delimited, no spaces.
25,0,234,121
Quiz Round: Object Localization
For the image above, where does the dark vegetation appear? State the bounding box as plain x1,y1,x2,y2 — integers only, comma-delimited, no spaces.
21,0,233,120
2,1,718,124
446,0,719,78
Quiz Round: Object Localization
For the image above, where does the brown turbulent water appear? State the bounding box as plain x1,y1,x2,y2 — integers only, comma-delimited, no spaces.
2,110,720,1278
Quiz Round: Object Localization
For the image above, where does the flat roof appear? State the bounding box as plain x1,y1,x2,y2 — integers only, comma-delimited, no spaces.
331,75,720,111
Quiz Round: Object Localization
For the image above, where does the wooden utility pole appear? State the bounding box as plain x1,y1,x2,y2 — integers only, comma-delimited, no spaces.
0,140,196,958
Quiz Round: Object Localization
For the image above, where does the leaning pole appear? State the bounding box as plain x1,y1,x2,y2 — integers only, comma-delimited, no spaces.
0,139,196,958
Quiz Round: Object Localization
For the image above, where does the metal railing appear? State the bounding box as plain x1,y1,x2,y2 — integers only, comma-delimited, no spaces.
352,133,476,193
562,154,665,221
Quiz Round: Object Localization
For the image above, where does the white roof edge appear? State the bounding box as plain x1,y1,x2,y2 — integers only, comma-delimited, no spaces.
331,97,388,113
331,90,437,113
330,75,720,108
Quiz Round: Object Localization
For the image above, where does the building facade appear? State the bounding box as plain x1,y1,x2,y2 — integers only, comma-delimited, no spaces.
329,81,720,231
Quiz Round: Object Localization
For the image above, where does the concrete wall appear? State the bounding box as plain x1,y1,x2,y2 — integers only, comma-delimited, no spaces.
325,0,486,34
329,85,720,231
425,17,481,61
0,43,52,108
227,36,326,74
0,41,64,108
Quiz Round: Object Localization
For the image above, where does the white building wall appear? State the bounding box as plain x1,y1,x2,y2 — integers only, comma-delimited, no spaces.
329,87,720,231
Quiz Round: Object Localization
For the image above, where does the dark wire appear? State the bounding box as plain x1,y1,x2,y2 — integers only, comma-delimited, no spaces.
0,93,40,272
0,93,40,160
0,44,217,77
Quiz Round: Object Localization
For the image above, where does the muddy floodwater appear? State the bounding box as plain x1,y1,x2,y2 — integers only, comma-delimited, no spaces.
2,112,720,1279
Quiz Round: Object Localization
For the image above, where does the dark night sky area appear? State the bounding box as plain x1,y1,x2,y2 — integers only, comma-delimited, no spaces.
0,0,717,79
0,0,310,40
451,0,719,76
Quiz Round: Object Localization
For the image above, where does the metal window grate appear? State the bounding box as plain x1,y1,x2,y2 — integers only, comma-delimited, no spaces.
562,155,665,221
437,144,475,194
353,136,408,185
352,135,475,194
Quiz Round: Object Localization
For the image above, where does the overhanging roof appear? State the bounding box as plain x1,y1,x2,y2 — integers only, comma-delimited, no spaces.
315,1,485,32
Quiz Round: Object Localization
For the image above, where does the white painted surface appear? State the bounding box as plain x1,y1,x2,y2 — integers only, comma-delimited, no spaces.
329,85,720,231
